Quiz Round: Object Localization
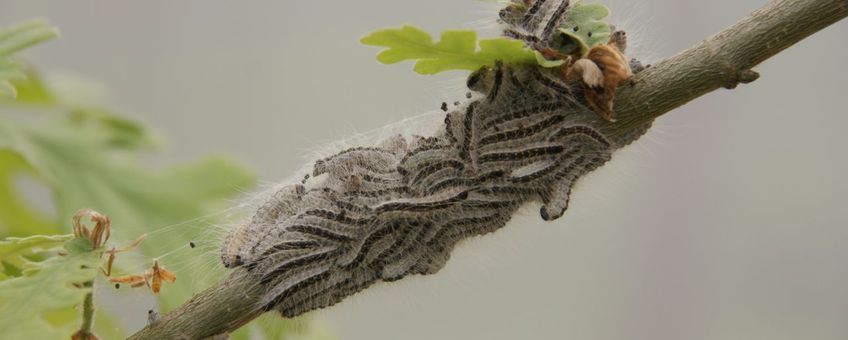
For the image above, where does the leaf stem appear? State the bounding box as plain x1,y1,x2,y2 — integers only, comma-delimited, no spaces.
80,284,94,333
71,280,96,339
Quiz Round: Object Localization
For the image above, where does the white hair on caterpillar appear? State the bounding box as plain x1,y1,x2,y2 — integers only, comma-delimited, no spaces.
605,0,662,65
215,108,450,237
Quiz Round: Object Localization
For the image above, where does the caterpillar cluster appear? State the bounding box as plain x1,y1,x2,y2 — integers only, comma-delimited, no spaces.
221,0,653,318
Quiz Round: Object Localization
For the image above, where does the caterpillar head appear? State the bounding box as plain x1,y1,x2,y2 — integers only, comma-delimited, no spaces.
220,184,307,269
221,224,249,268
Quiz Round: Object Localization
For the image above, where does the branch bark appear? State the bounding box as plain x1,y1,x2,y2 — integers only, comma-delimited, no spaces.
129,0,847,338
129,268,265,340
603,0,848,138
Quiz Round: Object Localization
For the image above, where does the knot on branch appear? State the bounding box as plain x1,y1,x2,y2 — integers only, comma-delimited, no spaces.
706,39,761,90
724,69,760,89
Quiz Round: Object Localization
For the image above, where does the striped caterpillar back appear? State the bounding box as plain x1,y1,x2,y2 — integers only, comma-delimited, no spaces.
221,0,653,318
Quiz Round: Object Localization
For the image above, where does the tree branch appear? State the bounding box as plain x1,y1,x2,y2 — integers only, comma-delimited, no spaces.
128,0,847,338
603,0,848,138
129,268,265,340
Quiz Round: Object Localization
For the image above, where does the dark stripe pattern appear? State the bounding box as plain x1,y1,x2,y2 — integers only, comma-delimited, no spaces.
221,53,652,318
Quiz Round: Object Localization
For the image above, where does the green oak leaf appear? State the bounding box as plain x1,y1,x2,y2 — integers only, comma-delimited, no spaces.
361,25,562,75
556,1,612,55
0,236,98,339
0,234,72,277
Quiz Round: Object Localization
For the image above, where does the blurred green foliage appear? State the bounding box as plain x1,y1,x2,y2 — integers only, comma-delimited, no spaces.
0,19,57,98
0,19,329,339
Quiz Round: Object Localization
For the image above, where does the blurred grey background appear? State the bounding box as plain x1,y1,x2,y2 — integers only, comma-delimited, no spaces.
2,0,846,339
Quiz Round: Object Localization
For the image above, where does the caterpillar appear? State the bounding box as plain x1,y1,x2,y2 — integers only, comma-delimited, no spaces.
221,0,653,318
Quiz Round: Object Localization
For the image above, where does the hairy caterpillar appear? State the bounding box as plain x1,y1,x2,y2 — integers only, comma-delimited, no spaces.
221,0,652,318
